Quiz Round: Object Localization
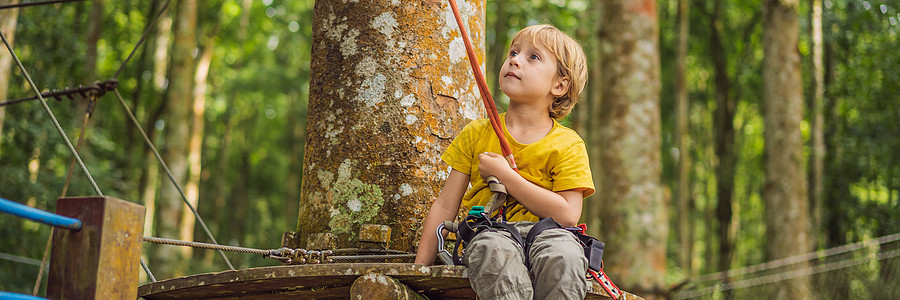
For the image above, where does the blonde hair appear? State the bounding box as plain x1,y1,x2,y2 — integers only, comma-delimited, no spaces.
509,24,587,119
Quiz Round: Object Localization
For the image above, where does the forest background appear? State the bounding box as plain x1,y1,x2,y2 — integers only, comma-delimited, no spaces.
1,0,898,298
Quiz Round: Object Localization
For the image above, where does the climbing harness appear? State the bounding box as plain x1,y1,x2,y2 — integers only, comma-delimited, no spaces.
435,177,623,299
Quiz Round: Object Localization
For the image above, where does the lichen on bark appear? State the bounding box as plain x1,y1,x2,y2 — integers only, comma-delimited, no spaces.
327,161,385,237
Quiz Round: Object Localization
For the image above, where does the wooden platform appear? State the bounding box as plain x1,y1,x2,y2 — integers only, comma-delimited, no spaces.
138,263,642,299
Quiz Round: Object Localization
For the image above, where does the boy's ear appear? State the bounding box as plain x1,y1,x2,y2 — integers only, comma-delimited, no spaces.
551,77,570,98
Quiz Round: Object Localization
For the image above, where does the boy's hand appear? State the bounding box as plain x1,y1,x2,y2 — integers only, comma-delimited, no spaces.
478,152,514,179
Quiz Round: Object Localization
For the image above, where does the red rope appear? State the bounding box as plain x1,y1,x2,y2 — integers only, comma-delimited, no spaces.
448,0,518,172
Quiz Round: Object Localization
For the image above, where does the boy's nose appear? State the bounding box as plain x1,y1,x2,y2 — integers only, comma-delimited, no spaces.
508,56,520,67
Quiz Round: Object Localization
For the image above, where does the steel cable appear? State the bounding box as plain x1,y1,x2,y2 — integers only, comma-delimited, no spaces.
114,88,235,270
0,29,103,197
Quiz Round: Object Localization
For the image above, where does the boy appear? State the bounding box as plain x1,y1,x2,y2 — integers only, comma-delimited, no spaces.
414,24,593,299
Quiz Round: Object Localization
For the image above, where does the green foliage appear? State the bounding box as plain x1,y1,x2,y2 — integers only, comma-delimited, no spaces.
1,0,899,295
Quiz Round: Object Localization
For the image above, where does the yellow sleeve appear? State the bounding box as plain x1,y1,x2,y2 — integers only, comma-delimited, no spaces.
441,121,476,175
550,141,595,198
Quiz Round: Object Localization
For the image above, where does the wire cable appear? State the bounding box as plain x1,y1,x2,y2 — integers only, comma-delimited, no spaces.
114,88,235,270
113,0,171,79
0,0,88,10
0,28,104,197
676,248,900,299
689,232,900,284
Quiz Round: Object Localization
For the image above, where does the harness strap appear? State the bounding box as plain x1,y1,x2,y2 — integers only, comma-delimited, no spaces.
483,176,508,220
523,217,564,268
590,268,623,300
523,217,623,300
452,214,525,266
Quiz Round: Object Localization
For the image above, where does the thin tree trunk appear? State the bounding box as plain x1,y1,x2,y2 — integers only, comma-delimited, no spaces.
763,0,812,298
808,0,825,249
297,0,485,252
0,0,19,139
84,0,104,80
597,1,667,298
179,36,214,258
709,0,737,274
155,0,197,278
153,6,173,92
583,1,604,235
488,0,507,107
675,0,692,275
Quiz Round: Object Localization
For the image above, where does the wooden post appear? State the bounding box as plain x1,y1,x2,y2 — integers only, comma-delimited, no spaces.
47,197,145,299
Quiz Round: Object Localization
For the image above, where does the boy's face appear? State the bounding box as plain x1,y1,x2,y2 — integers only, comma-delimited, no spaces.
499,39,567,104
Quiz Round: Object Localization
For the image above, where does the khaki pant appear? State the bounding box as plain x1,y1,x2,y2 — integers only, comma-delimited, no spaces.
463,221,588,300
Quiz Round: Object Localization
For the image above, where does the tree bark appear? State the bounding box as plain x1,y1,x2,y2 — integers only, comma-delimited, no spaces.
298,0,484,252
763,0,812,298
155,0,197,278
709,0,737,274
597,1,667,298
0,0,19,139
808,0,825,249
675,0,692,275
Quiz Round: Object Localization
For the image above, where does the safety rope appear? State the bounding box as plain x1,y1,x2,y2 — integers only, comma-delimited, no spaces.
448,0,518,171
0,0,88,10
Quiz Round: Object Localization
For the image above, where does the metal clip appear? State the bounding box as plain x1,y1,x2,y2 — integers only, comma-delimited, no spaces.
436,223,454,265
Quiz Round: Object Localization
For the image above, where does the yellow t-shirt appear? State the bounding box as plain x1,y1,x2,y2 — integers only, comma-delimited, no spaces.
441,113,595,222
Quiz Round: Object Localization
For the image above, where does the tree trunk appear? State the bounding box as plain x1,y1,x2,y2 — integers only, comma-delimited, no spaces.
488,0,507,107
155,0,197,278
762,0,812,298
84,0,104,80
298,0,484,252
709,0,737,274
808,0,825,249
75,0,105,122
153,6,173,92
179,37,214,258
675,0,692,275
597,1,667,298
0,0,19,139
582,1,604,235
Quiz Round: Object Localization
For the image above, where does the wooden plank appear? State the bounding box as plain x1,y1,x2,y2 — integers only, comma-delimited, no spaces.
138,263,643,299
47,196,145,299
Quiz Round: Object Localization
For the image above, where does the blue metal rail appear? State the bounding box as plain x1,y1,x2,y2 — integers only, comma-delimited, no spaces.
0,197,82,230
0,291,49,300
